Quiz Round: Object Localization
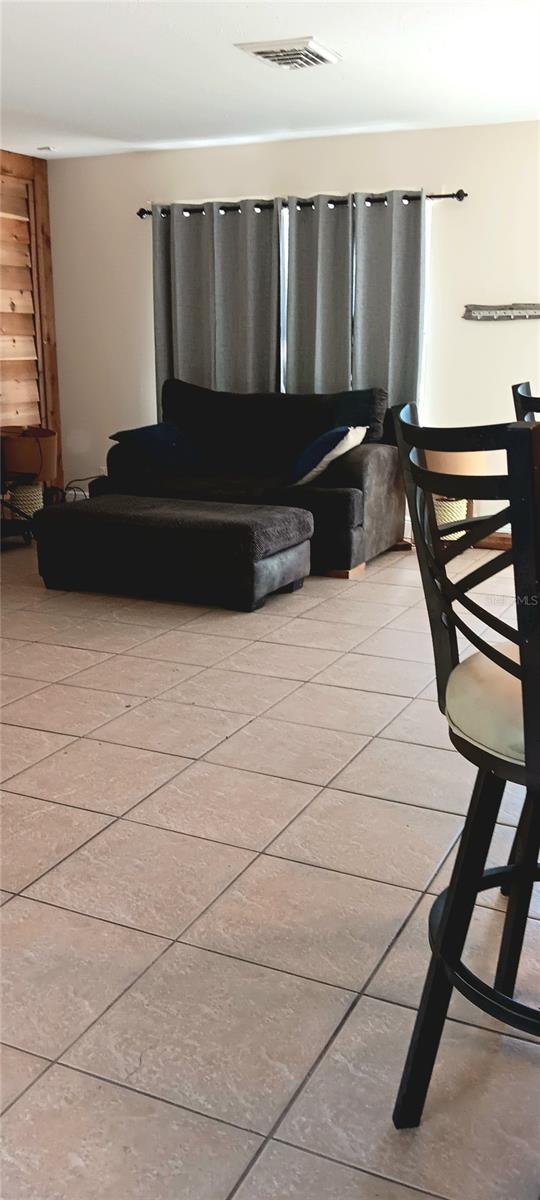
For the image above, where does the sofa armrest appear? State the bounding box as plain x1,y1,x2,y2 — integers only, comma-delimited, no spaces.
319,443,405,561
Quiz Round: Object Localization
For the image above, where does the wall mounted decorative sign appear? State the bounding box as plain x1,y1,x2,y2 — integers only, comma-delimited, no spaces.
463,303,540,321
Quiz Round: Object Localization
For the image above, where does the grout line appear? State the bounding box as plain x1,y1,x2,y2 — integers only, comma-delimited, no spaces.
269,1140,454,1200
55,664,208,698
2,1050,264,1138
10,893,176,941
1,555,534,1194
258,847,456,895
3,745,202,898
222,815,499,1198
0,1053,52,1119
359,990,540,1045
0,694,148,738
174,935,363,992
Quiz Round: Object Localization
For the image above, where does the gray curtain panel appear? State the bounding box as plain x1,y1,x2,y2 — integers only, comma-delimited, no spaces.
152,200,280,408
285,195,353,394
353,190,425,407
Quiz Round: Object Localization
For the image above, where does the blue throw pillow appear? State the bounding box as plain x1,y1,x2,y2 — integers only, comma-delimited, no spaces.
290,426,368,485
110,423,201,472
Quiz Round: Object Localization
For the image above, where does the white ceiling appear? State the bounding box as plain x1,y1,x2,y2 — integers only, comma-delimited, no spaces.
1,1,539,159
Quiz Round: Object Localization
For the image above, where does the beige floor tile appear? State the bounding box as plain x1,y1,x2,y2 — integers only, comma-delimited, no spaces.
0,1066,261,1200
106,597,210,629
470,573,516,597
382,699,453,750
368,563,423,587
1,611,159,653
264,589,323,616
0,639,111,682
368,894,540,1038
417,677,438,700
64,943,353,1133
0,725,73,784
0,1045,49,1113
1,546,38,578
354,628,435,664
314,653,434,698
185,856,417,989
386,607,432,634
1,682,141,736
26,592,130,620
0,791,110,891
127,628,250,666
91,697,248,757
26,819,254,937
268,788,462,890
2,581,57,607
129,761,317,849
278,995,540,1200
182,609,291,639
429,822,540,919
0,891,13,904
302,575,356,597
48,617,166,654
267,683,408,736
6,738,186,815
222,642,341,681
263,617,374,652
498,781,526,827
163,667,299,716
208,717,368,785
345,580,424,608
0,675,46,704
1,610,86,644
333,737,476,815
1,898,164,1057
236,1142,441,1200
303,597,406,628
65,655,201,697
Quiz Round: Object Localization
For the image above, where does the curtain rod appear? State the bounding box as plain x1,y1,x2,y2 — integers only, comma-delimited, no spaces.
136,189,467,218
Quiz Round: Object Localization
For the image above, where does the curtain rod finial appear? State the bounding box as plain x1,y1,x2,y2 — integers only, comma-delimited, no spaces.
137,207,151,219
455,189,467,201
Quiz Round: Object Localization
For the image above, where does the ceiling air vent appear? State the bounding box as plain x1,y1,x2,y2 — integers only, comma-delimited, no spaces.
236,37,341,70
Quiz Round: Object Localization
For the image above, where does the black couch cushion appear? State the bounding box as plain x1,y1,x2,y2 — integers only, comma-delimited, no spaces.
101,451,364,530
37,494,313,563
161,378,388,473
110,422,202,473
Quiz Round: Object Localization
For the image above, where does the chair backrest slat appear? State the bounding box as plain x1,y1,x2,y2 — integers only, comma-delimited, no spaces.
394,403,540,779
512,381,538,423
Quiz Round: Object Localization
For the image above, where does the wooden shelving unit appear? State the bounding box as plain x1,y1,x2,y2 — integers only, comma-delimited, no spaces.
0,149,62,486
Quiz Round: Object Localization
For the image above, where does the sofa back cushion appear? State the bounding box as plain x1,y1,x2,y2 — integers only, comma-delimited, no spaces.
161,379,388,472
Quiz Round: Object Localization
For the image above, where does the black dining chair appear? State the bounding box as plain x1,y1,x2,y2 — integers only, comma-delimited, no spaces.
391,403,540,1130
512,381,540,422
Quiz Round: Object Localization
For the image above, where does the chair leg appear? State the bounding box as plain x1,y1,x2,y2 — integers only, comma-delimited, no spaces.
494,789,540,997
393,769,505,1130
500,792,526,897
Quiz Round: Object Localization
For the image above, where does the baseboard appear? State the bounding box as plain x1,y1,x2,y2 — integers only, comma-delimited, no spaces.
326,563,366,579
475,533,512,550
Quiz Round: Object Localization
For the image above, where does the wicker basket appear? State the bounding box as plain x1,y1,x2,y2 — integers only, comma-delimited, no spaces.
9,482,44,518
433,497,468,541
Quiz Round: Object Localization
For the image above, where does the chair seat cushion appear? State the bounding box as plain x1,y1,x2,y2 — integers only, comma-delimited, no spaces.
445,641,524,765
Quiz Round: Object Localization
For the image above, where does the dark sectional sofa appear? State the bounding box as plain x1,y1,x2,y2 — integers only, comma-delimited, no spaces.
90,379,405,574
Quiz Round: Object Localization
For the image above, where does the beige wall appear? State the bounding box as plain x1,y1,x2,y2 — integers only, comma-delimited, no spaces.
48,121,540,483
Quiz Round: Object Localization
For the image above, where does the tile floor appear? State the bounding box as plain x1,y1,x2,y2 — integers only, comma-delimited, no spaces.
0,542,538,1200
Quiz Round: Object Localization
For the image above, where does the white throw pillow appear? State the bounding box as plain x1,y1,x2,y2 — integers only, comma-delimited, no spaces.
293,425,368,486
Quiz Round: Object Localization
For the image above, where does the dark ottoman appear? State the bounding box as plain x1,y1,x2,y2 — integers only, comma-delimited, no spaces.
33,495,313,611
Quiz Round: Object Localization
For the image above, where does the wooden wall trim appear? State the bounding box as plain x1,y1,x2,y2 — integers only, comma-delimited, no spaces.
1,149,63,485
0,149,36,182
33,160,62,484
